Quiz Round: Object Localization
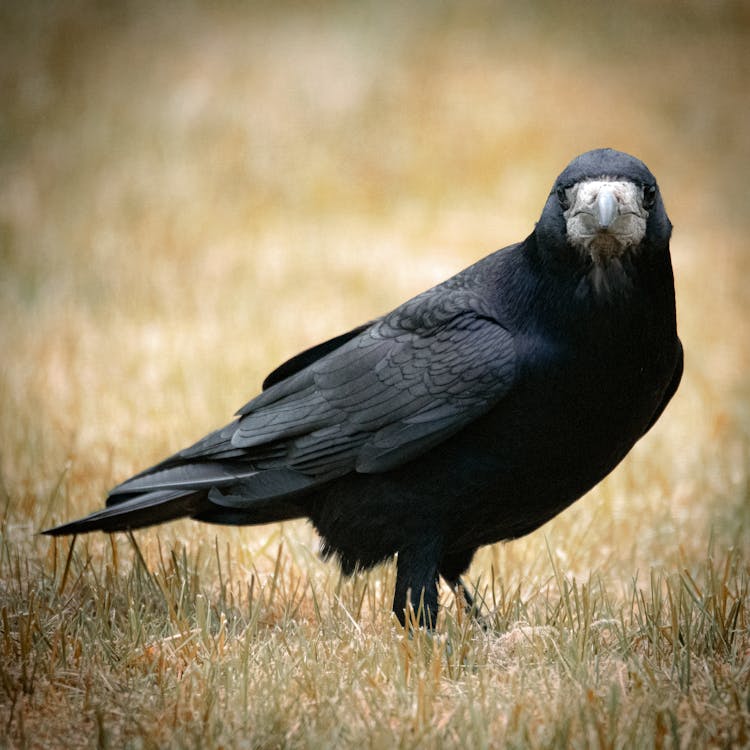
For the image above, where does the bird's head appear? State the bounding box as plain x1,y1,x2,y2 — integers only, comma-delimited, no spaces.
537,149,672,266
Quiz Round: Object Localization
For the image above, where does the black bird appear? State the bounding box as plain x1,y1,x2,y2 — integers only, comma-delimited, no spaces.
45,149,683,627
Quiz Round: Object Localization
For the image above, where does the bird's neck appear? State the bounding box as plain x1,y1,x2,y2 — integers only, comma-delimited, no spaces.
503,232,676,340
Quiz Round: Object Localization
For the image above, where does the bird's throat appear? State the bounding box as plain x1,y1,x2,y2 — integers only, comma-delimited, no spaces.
586,231,628,263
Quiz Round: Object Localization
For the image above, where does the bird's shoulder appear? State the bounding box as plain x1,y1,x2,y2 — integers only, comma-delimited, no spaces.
244,246,522,412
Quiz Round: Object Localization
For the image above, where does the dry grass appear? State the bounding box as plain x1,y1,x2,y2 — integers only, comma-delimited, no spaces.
1,1,749,747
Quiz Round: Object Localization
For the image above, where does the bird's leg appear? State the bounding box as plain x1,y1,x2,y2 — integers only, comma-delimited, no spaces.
442,575,489,633
448,576,477,615
439,549,484,623
393,540,441,629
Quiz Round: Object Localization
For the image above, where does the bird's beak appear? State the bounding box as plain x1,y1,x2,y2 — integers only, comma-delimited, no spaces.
595,186,619,230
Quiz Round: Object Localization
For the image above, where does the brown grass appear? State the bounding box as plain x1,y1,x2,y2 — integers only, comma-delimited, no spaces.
1,1,749,747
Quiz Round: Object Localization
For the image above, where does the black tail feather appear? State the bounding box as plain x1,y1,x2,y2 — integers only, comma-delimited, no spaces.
42,463,316,536
43,489,208,536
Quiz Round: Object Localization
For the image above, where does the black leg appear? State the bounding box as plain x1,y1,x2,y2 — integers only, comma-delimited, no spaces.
449,576,476,613
439,549,482,620
392,538,441,628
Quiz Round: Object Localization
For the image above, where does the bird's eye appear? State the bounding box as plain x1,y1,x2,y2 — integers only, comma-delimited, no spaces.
643,184,656,210
556,186,569,210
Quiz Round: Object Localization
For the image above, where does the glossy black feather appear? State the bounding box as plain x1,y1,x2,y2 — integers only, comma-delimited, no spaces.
44,149,682,627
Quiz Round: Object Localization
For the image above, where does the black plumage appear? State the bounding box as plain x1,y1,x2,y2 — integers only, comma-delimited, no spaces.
45,149,683,626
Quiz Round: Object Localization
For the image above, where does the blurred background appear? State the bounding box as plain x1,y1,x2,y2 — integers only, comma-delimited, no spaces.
1,0,748,568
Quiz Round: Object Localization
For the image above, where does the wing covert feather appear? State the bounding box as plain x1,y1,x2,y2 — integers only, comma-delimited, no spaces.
231,286,516,476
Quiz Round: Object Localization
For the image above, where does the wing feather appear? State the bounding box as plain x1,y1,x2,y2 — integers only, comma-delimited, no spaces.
228,285,516,477
128,278,517,489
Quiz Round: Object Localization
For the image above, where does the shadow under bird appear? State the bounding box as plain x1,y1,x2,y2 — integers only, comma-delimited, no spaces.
45,148,683,627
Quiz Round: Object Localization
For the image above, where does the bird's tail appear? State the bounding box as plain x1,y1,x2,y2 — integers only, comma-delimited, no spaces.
42,460,314,536
42,488,208,535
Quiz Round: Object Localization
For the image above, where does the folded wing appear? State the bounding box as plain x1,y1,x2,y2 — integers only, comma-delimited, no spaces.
108,285,516,512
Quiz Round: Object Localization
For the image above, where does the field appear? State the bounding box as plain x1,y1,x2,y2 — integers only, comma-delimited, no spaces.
1,1,749,747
